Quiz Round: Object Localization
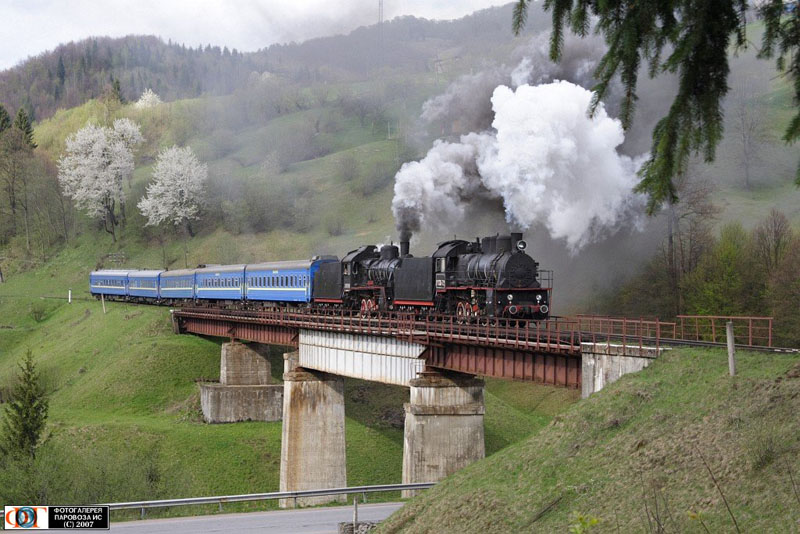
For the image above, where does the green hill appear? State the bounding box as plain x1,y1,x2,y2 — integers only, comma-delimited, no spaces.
379,348,800,533
0,232,578,515
0,75,581,513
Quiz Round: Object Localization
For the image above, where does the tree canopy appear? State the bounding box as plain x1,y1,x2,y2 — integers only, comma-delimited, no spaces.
57,119,143,242
138,145,207,232
513,0,800,212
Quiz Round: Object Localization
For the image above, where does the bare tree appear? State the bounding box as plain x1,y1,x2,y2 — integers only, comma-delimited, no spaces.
0,128,30,236
337,152,359,182
663,168,721,315
311,83,330,107
730,81,768,190
753,208,792,275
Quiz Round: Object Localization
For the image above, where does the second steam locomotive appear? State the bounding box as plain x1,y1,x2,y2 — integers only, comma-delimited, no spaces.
90,233,551,320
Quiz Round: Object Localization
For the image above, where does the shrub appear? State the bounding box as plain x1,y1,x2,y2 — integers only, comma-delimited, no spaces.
29,302,48,323
325,214,344,237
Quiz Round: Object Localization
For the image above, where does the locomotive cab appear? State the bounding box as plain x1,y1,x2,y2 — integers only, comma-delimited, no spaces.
340,244,402,311
341,245,377,290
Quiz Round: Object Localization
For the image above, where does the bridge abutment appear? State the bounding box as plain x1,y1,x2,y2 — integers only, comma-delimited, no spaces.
581,342,665,398
200,342,282,423
279,368,347,508
401,372,485,497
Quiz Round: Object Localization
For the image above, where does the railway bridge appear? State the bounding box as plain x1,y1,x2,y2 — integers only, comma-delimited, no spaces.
171,308,771,506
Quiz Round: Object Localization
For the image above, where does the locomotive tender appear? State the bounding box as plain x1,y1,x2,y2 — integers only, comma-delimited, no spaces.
89,233,551,320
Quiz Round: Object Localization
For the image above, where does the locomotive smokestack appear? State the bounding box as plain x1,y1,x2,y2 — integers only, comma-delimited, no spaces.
400,230,411,257
496,235,512,253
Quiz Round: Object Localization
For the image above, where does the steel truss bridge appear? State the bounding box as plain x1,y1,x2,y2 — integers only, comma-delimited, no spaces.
171,308,783,390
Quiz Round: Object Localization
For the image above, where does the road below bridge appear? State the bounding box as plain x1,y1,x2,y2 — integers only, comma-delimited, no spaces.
104,502,403,533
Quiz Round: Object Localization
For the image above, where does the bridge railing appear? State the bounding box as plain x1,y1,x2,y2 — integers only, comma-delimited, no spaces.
173,307,780,354
677,315,773,347
416,313,580,352
575,314,777,349
574,315,675,350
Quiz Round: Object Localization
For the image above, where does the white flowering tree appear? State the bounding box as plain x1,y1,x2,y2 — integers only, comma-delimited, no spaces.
138,146,207,236
57,119,143,242
134,89,162,109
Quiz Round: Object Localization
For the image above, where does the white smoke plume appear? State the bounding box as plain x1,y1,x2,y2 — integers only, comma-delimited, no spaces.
420,33,611,135
392,80,646,252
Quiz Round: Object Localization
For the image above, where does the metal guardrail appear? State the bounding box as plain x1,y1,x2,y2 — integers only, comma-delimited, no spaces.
101,483,434,516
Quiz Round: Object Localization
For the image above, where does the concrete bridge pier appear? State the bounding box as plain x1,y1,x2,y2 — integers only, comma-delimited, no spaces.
200,341,282,423
401,371,485,497
279,366,347,508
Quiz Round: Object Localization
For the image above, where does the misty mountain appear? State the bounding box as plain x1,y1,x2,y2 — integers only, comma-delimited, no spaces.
0,3,555,122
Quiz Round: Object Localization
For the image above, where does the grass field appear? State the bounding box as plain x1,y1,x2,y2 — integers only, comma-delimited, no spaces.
379,348,800,533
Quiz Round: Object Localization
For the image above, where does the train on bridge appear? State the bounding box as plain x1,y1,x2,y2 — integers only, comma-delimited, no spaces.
90,233,551,319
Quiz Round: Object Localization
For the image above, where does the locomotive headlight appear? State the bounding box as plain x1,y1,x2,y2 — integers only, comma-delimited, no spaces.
507,294,513,301
536,294,542,302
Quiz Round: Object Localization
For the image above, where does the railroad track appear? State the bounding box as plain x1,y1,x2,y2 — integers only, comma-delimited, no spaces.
584,331,799,354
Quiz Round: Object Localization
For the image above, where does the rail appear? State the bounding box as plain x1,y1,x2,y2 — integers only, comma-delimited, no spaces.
101,483,434,517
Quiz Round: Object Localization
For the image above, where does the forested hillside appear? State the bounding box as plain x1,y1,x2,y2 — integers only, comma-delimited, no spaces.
0,4,542,122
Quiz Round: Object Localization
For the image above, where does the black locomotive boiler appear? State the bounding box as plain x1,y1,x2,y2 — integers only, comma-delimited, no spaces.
313,232,551,319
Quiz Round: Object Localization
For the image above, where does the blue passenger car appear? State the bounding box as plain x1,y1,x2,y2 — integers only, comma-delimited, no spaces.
89,270,130,297
128,270,163,300
245,258,334,303
195,265,245,301
159,269,196,300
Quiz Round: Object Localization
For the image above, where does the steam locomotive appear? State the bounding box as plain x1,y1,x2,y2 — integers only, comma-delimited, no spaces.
90,232,551,320
314,232,550,319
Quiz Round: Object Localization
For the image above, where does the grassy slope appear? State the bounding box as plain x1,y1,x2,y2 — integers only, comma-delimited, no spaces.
379,348,800,533
0,231,577,515
0,85,582,513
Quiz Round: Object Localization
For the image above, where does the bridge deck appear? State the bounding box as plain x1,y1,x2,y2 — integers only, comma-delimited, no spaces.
172,307,581,354
170,308,785,388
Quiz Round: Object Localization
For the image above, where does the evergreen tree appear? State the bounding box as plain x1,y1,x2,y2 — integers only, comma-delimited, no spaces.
512,0,800,207
0,104,11,133
13,108,36,149
0,350,49,460
57,55,66,86
112,77,125,104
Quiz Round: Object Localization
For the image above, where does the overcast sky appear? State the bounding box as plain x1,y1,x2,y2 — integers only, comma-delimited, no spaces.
1,0,513,70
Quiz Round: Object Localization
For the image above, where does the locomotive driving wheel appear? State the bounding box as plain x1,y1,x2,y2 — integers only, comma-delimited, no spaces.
456,301,468,324
360,297,378,317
